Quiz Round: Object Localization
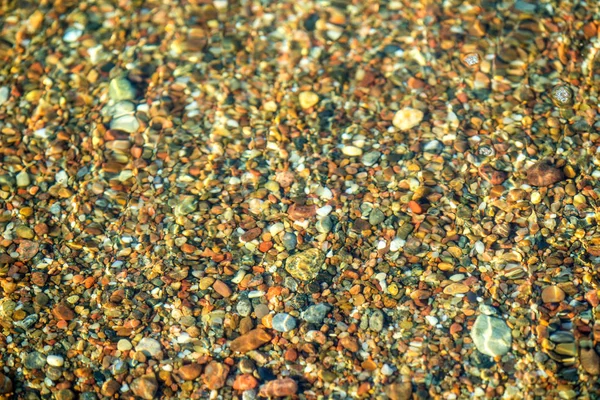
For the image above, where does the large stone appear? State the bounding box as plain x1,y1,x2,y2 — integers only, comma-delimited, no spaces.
259,378,298,397
285,248,324,281
470,314,512,357
203,361,229,390
580,348,600,375
130,374,158,400
135,337,162,357
392,108,424,131
526,160,564,187
230,329,272,353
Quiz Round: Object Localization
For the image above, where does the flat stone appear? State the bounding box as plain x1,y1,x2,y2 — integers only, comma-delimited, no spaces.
272,313,296,332
178,363,202,381
443,283,470,295
541,286,565,303
213,280,232,297
46,355,64,367
580,348,600,375
342,145,363,157
15,225,34,239
203,361,229,390
24,352,46,369
470,314,512,357
230,329,272,353
110,115,139,133
117,339,132,351
233,374,259,391
130,374,158,400
285,248,324,281
302,303,331,324
526,160,564,187
52,303,75,321
393,108,424,131
135,337,162,357
259,378,298,398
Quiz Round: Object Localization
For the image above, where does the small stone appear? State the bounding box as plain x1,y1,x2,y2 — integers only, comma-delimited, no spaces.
54,389,75,400
178,363,202,381
369,209,385,226
462,52,481,67
443,283,469,295
237,298,252,317
340,336,359,352
272,313,296,332
24,352,46,369
551,84,574,106
470,314,512,357
282,233,297,251
46,355,64,367
0,86,9,106
258,378,298,398
385,381,413,400
213,280,232,297
541,286,565,303
117,339,132,352
110,115,140,133
101,380,121,397
369,310,385,332
0,373,12,395
580,348,600,375
342,145,363,157
287,204,316,220
299,91,319,109
393,108,424,131
302,303,330,324
263,101,278,112
52,303,75,321
63,27,82,42
15,225,34,239
233,374,259,391
315,216,333,234
109,77,136,102
362,150,381,166
285,248,324,281
526,160,564,187
16,170,30,187
130,374,158,400
230,329,272,353
203,361,229,390
135,337,162,357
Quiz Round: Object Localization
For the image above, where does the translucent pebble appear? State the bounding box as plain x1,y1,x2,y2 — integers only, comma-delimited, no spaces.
551,84,573,106
462,52,481,67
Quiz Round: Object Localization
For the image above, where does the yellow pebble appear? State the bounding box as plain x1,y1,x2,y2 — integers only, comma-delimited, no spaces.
388,283,399,296
298,91,319,109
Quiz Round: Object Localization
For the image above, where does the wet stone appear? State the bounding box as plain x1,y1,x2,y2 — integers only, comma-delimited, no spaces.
282,232,297,251
302,303,331,324
362,150,381,166
580,348,600,375
526,160,564,187
285,248,324,281
203,361,229,390
109,77,136,102
541,286,565,303
135,337,162,357
369,208,385,225
24,352,46,369
470,314,512,357
130,374,158,400
551,84,574,106
369,310,385,332
272,313,296,332
393,108,424,131
230,329,272,353
259,378,298,398
237,298,252,317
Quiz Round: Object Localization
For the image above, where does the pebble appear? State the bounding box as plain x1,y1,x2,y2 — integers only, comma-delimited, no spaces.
233,374,259,391
135,337,162,357
0,86,8,106
272,313,296,332
237,298,252,317
302,303,331,324
130,374,158,400
541,285,565,303
282,232,297,251
362,150,381,166
315,216,333,233
15,225,34,239
109,77,136,102
16,170,30,187
63,27,83,42
470,314,512,357
342,145,363,157
258,378,298,398
203,361,229,390
178,363,202,381
52,303,75,321
117,339,132,352
285,248,324,281
299,91,319,109
385,381,413,400
551,84,574,106
213,280,232,297
393,107,424,131
230,329,272,353
110,115,140,133
0,373,11,395
46,355,64,367
526,160,564,187
580,348,600,375
369,208,385,225
369,310,385,332
24,352,46,369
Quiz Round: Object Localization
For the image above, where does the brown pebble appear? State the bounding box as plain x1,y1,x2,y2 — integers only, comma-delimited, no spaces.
258,378,298,398
203,361,229,390
213,280,232,297
580,348,600,375
340,336,359,352
385,381,413,400
16,240,39,261
53,303,75,321
284,348,298,362
241,227,262,242
178,363,202,381
101,380,121,397
233,374,259,391
526,160,564,187
288,203,316,220
0,372,12,395
230,329,272,353
541,286,565,303
130,374,158,400
407,201,422,214
478,164,507,185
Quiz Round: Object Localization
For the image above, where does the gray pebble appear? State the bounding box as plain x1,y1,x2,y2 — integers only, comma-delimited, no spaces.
24,352,46,369
315,216,333,233
135,337,162,357
369,310,385,332
46,366,63,381
109,77,136,102
254,304,270,319
302,303,331,324
470,314,512,357
272,313,296,332
369,209,385,225
282,232,297,251
237,298,252,317
361,150,381,166
0,86,9,106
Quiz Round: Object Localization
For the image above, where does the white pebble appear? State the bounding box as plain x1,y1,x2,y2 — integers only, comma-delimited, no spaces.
342,145,363,157
269,223,284,236
317,205,332,217
0,86,9,105
474,241,485,255
381,364,394,376
46,355,64,367
390,238,405,252
63,27,83,43
425,315,439,326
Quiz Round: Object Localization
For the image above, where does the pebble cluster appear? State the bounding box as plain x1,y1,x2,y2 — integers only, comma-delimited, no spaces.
1,0,600,399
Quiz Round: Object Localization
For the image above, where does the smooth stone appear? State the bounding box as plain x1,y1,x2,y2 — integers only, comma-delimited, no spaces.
282,232,297,251
135,337,162,357
362,150,381,166
63,27,82,42
15,225,34,239
109,77,136,102
117,339,133,351
315,216,333,233
393,107,424,131
46,355,64,367
0,86,8,105
555,342,577,356
178,363,202,381
272,313,296,332
302,303,331,324
254,304,270,319
110,115,139,133
342,145,363,157
130,374,158,400
230,329,272,353
580,348,600,375
470,314,512,357
549,332,574,343
174,196,197,216
16,170,30,187
369,310,385,332
237,298,252,317
298,91,319,109
541,285,565,303
203,361,229,390
369,209,385,225
258,378,298,397
24,352,46,369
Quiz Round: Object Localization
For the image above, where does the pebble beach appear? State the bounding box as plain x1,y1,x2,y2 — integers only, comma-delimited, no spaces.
1,0,600,399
